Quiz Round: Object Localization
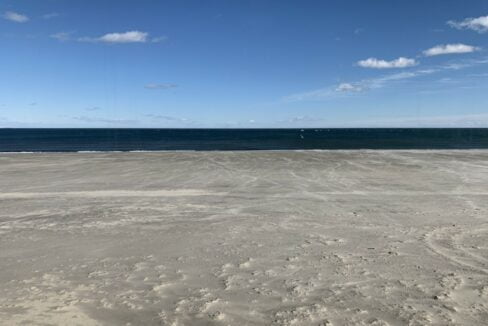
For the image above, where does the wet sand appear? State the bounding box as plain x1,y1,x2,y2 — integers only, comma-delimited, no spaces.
1,151,487,325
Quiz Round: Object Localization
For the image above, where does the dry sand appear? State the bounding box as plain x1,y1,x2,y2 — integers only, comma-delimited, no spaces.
0,150,487,325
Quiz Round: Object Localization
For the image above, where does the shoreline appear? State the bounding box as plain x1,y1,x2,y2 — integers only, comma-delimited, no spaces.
2,148,488,154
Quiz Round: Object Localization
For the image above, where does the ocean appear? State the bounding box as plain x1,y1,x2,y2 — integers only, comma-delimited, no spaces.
1,128,488,152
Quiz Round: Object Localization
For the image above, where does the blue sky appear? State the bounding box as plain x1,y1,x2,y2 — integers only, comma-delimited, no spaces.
1,0,488,128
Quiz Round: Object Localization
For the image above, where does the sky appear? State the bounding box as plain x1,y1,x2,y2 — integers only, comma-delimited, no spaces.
1,0,488,128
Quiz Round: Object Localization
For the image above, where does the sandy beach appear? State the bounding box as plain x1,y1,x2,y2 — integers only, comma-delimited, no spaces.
1,150,487,325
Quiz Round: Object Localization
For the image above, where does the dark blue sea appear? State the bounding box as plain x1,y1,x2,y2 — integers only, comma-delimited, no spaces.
1,128,488,152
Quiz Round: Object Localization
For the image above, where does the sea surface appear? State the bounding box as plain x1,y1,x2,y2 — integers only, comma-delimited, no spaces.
1,128,488,152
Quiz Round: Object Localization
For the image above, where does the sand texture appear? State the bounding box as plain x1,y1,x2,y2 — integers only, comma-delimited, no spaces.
1,150,487,325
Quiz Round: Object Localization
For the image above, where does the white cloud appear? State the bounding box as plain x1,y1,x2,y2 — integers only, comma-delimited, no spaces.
145,114,185,120
335,83,363,92
350,113,488,128
100,31,147,43
283,88,333,102
424,44,479,56
354,28,364,35
287,116,324,123
3,11,29,23
42,13,59,20
144,83,178,90
151,36,167,43
448,15,488,33
50,32,73,42
72,116,138,125
144,114,192,124
357,57,418,69
79,31,148,43
58,31,165,44
285,71,428,102
275,113,488,128
284,72,418,101
284,57,488,102
85,106,101,111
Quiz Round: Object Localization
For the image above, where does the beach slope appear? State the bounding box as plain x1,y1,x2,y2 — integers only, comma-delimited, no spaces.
1,151,487,325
